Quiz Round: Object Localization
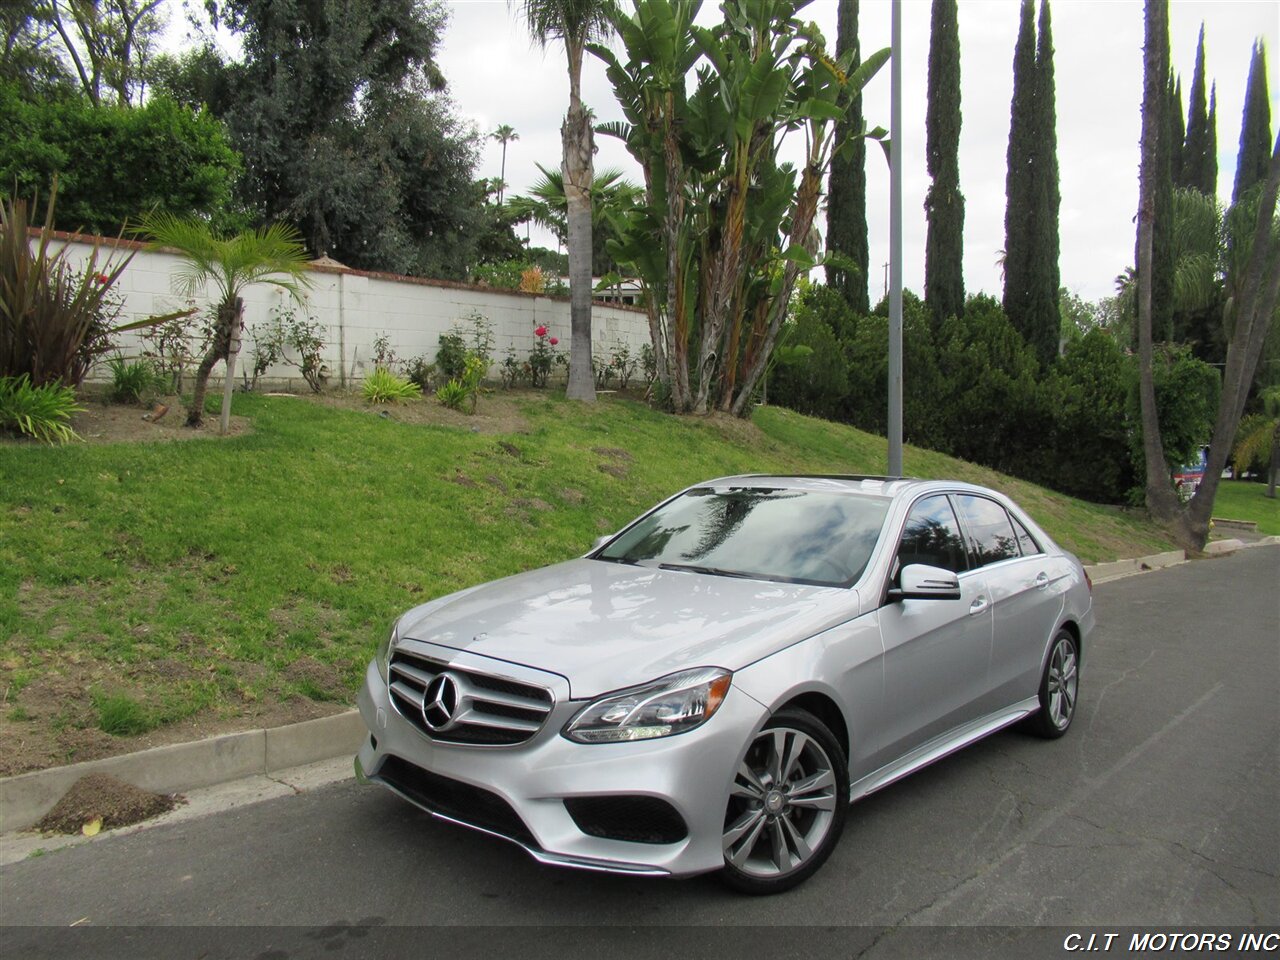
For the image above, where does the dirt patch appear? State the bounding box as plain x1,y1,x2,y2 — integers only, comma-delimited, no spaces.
559,488,585,504
3,397,253,446
598,463,630,479
35,773,180,835
282,657,347,701
308,389,531,435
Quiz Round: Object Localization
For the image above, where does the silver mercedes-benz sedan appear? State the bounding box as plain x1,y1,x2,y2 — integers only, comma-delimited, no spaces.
355,475,1093,893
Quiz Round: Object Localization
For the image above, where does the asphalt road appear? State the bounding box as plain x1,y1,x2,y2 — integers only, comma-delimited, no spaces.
3,546,1277,958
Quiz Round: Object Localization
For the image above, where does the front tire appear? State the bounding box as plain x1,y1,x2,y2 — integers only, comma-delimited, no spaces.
719,708,849,894
1026,629,1079,739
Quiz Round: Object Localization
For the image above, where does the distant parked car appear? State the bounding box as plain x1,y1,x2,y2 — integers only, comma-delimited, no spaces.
356,475,1094,893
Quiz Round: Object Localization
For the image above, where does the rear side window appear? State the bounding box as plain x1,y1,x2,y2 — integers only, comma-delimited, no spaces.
1011,515,1042,556
896,496,969,574
954,495,1019,567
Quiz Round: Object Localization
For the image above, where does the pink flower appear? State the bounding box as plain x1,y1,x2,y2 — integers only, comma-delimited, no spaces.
549,337,559,346
534,325,547,338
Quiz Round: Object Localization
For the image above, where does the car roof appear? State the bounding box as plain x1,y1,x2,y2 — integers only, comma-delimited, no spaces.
696,474,1011,503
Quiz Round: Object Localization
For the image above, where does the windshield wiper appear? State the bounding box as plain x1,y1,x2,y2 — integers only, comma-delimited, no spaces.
658,562,760,581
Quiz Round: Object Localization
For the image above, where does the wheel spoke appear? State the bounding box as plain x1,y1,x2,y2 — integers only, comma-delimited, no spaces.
786,770,837,810
731,762,767,800
780,813,813,863
780,732,809,783
723,809,767,867
767,730,789,785
1061,681,1075,714
769,817,795,871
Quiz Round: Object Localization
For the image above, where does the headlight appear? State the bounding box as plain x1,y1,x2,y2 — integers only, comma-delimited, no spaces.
376,619,400,683
562,668,732,744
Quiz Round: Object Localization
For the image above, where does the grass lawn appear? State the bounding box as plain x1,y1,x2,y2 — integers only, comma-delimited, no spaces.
1211,479,1280,535
0,389,1179,774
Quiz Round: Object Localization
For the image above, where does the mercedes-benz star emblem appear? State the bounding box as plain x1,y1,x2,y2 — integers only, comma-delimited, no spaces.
422,673,461,731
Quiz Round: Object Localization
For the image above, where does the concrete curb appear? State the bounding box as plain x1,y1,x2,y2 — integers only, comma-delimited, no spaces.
1083,549,1186,585
0,710,364,835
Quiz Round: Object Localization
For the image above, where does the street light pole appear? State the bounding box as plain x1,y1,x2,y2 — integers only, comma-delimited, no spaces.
887,0,904,477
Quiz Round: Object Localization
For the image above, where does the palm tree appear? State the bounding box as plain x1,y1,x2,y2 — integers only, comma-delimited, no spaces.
1233,386,1280,498
519,0,612,403
139,214,312,431
491,125,519,204
507,164,642,274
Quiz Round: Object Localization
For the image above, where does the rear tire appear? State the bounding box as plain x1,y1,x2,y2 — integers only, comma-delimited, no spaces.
719,708,849,895
1025,630,1079,739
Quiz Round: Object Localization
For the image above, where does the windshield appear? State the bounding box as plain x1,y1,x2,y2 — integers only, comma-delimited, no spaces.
597,487,890,587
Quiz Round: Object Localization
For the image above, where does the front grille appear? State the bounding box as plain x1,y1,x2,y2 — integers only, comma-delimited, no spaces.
375,755,535,846
563,796,689,845
388,650,553,746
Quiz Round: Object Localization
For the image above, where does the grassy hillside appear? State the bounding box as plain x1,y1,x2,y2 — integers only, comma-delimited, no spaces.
0,391,1177,774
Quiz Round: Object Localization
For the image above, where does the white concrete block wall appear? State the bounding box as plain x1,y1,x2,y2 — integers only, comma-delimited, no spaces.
48,234,651,389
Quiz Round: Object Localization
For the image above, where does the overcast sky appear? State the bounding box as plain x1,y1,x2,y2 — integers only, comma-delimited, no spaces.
435,0,1278,304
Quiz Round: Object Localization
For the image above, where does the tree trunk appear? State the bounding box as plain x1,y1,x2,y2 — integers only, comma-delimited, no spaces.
219,298,244,435
1268,421,1279,499
1136,0,1181,521
562,42,596,404
186,299,236,428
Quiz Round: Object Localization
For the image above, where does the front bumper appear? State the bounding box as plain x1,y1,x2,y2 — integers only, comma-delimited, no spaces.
355,643,768,877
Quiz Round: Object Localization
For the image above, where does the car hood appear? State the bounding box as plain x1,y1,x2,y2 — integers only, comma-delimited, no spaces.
395,558,865,699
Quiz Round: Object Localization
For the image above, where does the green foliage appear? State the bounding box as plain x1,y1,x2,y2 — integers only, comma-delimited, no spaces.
0,84,242,234
362,368,419,404
249,306,328,393
924,0,965,326
435,332,468,382
1180,26,1216,197
404,356,434,393
184,1,485,279
1,187,181,387
435,355,486,412
0,374,83,443
1128,343,1221,474
107,356,166,405
141,311,207,393
94,691,156,736
824,0,869,315
768,300,850,420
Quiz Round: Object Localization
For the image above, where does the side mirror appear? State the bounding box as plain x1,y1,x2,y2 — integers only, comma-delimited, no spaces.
887,563,962,602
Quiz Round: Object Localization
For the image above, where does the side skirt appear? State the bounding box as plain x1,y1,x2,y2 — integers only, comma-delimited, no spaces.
848,697,1040,803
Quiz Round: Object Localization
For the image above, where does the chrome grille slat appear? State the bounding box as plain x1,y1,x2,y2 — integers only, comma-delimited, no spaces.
388,649,554,746
454,707,543,732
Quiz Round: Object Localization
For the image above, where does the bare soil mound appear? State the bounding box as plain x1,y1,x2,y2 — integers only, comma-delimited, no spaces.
35,773,181,835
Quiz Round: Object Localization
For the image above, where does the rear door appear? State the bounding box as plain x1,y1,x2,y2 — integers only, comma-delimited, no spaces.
875,494,993,765
952,495,1062,710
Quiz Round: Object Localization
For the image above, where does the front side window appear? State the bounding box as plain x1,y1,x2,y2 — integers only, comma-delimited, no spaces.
597,487,889,587
954,495,1020,567
895,495,969,574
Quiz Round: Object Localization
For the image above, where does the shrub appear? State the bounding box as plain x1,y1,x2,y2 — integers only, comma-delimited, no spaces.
435,331,468,381
436,355,487,412
363,368,419,404
0,374,83,443
404,355,433,393
107,356,167,405
141,308,206,393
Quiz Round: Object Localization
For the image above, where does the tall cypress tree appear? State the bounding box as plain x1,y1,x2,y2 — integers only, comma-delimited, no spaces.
924,0,964,325
825,0,870,314
1026,0,1061,367
1234,42,1272,201
1002,0,1036,344
1182,25,1213,196
1205,83,1218,197
1152,54,1175,342
1170,74,1185,188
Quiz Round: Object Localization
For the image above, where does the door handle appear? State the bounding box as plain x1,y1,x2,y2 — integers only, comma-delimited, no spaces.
1034,572,1049,589
969,596,989,615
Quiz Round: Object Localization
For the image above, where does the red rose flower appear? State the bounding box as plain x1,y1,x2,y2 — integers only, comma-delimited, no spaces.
549,337,559,346
96,274,110,284
535,325,547,337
